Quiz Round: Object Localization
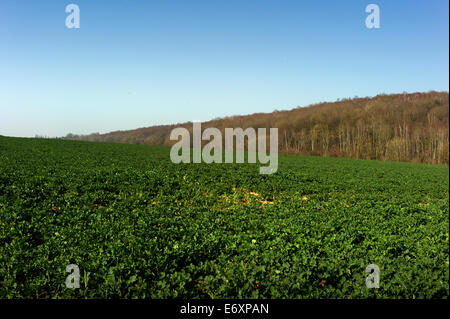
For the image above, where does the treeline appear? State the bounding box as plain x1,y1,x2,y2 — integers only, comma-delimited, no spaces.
72,91,449,164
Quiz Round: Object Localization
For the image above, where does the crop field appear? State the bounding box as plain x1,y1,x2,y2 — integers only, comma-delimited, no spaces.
0,136,448,298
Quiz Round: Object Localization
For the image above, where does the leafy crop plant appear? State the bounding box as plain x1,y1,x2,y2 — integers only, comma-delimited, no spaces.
0,136,448,298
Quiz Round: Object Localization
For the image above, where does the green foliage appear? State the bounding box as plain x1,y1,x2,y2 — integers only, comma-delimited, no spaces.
0,136,448,298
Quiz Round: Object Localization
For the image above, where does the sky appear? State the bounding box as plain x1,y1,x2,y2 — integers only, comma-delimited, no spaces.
0,0,448,137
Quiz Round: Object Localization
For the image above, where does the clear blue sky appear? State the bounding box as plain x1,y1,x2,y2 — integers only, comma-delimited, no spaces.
0,0,448,137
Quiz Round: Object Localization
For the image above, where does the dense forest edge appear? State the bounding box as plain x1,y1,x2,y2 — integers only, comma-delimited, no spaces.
67,91,449,164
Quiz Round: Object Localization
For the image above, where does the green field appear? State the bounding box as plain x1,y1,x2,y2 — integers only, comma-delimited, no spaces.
0,136,448,298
